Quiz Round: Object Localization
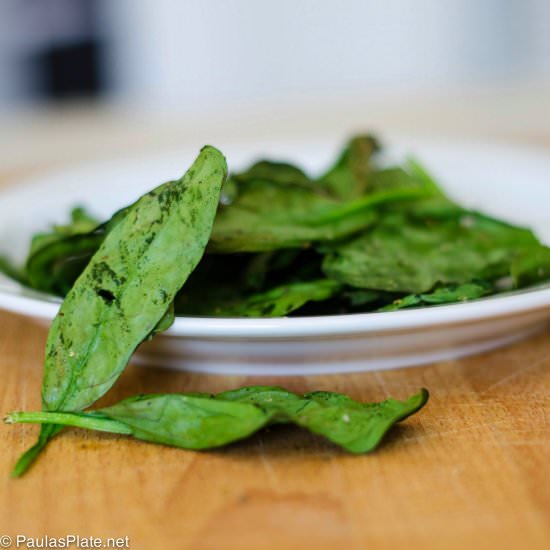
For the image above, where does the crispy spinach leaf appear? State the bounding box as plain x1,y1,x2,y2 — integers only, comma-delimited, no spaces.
26,232,105,295
25,205,130,295
210,178,375,253
0,207,100,288
210,150,433,253
174,249,335,317
52,206,99,237
178,279,342,317
218,386,428,452
12,146,227,476
319,135,380,199
323,209,550,294
28,206,99,258
510,246,550,288
378,281,493,311
340,288,397,311
233,159,315,189
6,387,428,454
42,147,226,412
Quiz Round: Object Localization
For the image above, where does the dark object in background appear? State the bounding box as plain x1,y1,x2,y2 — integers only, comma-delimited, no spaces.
35,39,103,99
10,0,105,101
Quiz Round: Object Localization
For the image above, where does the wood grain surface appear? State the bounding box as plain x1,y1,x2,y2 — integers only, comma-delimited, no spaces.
1,311,549,550
1,126,550,550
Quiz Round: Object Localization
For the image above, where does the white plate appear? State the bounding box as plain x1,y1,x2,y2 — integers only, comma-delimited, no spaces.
1,136,550,375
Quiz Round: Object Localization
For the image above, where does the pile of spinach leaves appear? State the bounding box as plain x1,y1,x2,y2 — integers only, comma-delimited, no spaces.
5,135,549,316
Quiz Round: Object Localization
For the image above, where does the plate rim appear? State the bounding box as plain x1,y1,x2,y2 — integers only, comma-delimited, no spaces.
1,277,550,338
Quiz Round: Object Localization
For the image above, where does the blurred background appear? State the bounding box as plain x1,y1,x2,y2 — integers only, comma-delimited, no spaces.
1,0,550,172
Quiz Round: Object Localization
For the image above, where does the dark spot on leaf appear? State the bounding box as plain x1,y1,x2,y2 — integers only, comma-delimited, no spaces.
97,289,116,304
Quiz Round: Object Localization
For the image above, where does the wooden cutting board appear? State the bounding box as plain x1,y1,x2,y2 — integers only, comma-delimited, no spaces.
1,310,549,550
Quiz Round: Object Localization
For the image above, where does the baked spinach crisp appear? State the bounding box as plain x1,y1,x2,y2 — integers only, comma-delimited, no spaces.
6,135,549,317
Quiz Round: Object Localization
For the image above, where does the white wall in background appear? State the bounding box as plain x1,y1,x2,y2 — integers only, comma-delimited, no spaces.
531,0,550,72
0,0,549,107
100,0,550,110
0,2,30,103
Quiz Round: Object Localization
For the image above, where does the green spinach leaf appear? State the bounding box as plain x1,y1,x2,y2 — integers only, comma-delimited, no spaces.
318,135,380,199
323,210,550,294
12,146,227,476
210,152,433,253
6,387,428,454
178,279,342,317
378,281,493,311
